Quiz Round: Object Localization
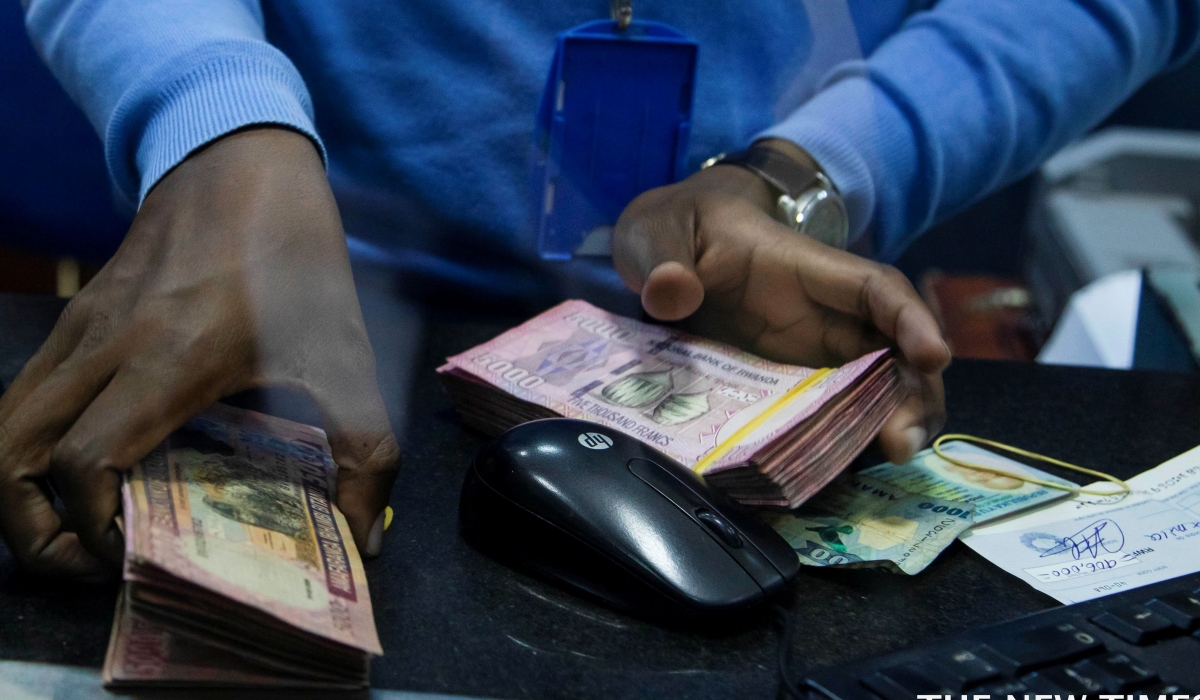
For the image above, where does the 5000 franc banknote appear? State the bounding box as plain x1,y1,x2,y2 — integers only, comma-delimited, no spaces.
439,300,901,507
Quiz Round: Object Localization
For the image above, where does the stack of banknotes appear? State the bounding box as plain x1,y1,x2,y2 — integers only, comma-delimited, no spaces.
438,300,903,508
103,404,382,690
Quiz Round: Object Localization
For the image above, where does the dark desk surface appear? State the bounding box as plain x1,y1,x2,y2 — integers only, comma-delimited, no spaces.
2,292,1200,700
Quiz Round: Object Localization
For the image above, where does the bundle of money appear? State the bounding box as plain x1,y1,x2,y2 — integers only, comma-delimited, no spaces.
438,300,903,508
103,404,382,690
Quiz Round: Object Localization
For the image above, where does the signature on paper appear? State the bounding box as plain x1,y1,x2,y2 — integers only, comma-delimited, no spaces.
1020,519,1125,560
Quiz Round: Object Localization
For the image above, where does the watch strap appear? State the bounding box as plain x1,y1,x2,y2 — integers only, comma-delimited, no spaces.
709,145,824,199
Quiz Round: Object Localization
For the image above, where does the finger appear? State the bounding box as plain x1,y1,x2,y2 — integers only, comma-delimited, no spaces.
789,243,950,374
0,465,108,578
745,307,890,368
643,262,706,322
0,348,120,577
306,341,401,558
0,298,97,424
816,310,890,366
876,364,946,465
612,192,705,321
50,359,224,566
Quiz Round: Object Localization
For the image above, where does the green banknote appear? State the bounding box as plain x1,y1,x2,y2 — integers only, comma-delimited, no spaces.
860,441,1076,524
767,474,974,575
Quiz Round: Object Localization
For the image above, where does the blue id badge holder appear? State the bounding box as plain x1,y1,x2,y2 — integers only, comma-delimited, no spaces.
532,1,698,260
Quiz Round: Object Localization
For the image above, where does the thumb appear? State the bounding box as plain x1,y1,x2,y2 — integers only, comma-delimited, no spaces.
308,355,400,558
330,423,400,559
613,190,705,322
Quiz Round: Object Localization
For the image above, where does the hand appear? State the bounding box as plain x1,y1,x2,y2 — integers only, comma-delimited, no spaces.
613,139,950,466
0,128,400,578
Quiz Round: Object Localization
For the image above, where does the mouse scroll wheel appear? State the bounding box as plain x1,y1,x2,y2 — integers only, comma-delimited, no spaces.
695,509,743,549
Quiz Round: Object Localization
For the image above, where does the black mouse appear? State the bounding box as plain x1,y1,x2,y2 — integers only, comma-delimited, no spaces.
459,418,800,620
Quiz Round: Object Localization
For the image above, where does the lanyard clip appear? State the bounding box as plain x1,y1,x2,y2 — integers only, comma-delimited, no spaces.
610,0,633,30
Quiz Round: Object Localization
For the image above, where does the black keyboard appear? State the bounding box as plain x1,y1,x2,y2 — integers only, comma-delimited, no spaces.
804,573,1200,699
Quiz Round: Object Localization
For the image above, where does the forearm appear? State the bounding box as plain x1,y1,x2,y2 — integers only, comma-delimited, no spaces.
760,0,1200,260
24,0,323,207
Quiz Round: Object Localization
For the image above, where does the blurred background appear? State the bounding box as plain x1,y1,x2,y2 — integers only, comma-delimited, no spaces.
3,1,1198,372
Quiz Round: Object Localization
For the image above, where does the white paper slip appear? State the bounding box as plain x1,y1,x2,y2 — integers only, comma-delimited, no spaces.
1128,443,1200,513
964,495,1200,603
964,443,1200,539
860,441,1077,525
962,443,1200,603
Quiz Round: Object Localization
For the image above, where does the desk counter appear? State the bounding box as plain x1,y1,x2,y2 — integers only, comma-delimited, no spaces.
2,293,1198,699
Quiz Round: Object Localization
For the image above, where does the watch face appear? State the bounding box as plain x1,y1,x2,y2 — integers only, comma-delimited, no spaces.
778,190,849,249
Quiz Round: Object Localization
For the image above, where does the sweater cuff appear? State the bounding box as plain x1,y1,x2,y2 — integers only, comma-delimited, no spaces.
104,41,325,207
755,64,919,260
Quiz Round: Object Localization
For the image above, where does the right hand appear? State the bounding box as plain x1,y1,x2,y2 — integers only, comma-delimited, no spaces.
613,140,950,467
0,127,400,578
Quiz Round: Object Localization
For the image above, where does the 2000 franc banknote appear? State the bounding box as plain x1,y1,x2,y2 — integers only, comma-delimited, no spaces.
862,441,1077,525
438,299,888,474
766,474,975,575
107,404,380,688
122,404,381,655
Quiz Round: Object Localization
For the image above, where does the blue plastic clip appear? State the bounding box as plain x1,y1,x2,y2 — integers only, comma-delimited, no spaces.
532,19,698,260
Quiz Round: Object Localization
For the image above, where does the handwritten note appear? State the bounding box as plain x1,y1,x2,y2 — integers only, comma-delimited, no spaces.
962,444,1200,603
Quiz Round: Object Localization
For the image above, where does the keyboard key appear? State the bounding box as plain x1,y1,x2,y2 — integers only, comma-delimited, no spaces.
1077,654,1157,692
806,677,883,700
934,648,1001,688
987,622,1103,671
975,679,1028,696
1093,604,1177,644
1022,672,1079,695
1146,590,1200,631
873,665,956,695
1141,681,1195,696
811,679,880,700
1059,661,1126,693
861,671,925,700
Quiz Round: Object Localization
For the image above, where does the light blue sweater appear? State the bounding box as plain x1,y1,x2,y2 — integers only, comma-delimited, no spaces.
23,0,1200,299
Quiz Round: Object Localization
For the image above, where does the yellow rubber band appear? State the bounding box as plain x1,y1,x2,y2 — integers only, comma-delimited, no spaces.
383,506,394,531
931,433,1131,497
692,368,833,475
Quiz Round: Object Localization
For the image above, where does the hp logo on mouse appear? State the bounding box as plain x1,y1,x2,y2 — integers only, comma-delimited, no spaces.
578,432,613,450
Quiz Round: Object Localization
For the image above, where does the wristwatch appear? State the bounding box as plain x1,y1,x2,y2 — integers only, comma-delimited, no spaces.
702,143,849,249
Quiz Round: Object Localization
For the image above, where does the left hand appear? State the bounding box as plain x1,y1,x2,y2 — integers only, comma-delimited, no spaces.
612,139,951,465
0,128,398,578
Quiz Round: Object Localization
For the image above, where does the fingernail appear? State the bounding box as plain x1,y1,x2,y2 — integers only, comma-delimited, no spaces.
904,426,929,460
365,510,386,558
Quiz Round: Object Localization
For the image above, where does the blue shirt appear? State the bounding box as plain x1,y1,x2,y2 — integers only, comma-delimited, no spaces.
23,0,1200,300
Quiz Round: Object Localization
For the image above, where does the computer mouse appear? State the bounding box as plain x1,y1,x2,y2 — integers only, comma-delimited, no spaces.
459,418,800,620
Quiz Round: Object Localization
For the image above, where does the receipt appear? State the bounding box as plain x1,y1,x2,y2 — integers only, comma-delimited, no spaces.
962,444,1200,603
